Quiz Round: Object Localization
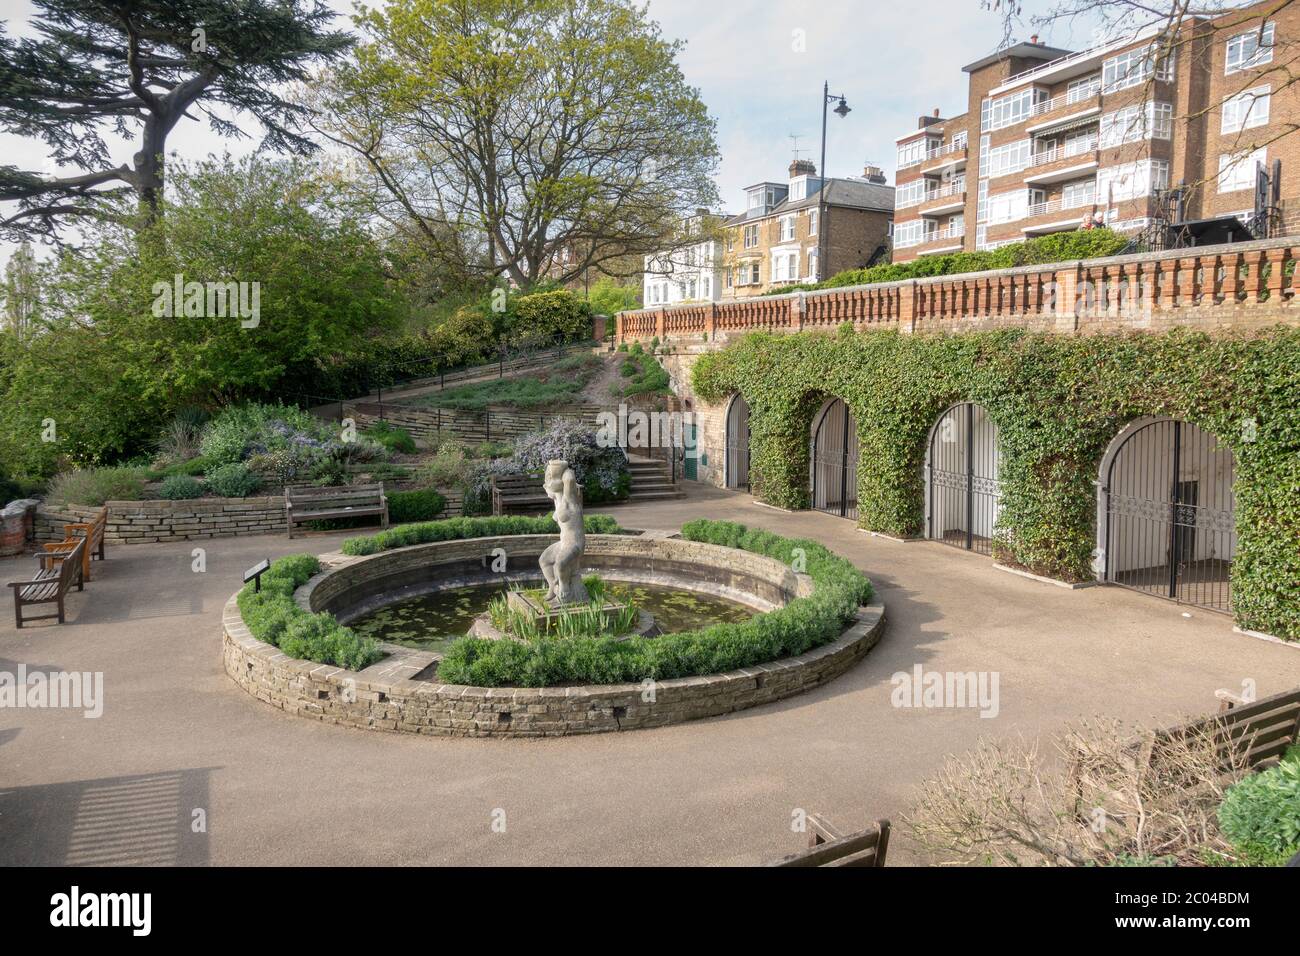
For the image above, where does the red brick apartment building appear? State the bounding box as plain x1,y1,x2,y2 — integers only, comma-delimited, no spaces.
893,0,1300,261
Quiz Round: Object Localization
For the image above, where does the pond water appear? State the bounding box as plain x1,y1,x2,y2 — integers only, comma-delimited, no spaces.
348,581,755,654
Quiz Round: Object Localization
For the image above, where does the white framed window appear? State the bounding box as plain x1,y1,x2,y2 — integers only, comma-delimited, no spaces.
1103,43,1174,93
1067,74,1102,103
983,139,1031,178
975,224,988,250
1218,147,1266,193
743,224,759,249
1099,102,1173,147
770,250,799,282
1222,86,1270,133
1226,21,1274,74
953,130,968,150
981,87,1048,132
1063,126,1098,155
806,248,818,279
976,178,989,223
1097,159,1170,203
808,208,819,235
1062,177,1097,208
895,179,928,208
897,137,936,168
893,220,927,248
985,188,1030,225
779,215,796,242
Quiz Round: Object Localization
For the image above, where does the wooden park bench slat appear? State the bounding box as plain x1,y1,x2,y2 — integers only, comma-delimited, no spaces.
286,483,388,539
42,505,108,582
490,474,550,516
9,537,85,628
767,818,891,868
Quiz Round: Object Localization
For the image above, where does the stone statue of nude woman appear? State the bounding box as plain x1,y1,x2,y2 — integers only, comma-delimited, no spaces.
538,460,589,605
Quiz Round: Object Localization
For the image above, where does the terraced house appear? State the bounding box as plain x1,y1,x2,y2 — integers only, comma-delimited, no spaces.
719,160,894,297
893,0,1300,260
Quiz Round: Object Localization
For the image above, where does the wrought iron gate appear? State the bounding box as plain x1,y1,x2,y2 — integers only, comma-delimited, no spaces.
1104,419,1236,612
927,402,1002,555
811,399,858,520
726,395,751,491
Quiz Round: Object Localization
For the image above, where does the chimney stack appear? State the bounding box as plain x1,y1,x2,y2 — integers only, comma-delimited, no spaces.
862,165,887,184
1030,34,1040,44
789,158,817,179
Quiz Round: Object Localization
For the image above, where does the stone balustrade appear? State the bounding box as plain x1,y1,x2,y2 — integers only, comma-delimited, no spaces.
616,235,1300,344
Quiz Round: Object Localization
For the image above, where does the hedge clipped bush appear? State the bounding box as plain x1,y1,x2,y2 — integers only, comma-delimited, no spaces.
764,228,1131,294
340,512,624,556
236,554,382,670
388,488,447,523
435,519,873,687
691,325,1300,639
1217,747,1300,863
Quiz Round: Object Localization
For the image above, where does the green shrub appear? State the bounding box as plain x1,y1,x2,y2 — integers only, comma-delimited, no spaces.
620,349,671,397
200,402,333,467
1218,747,1300,858
765,228,1132,294
388,488,447,523
364,420,417,454
586,277,641,316
46,466,149,507
205,462,261,498
418,438,471,487
340,512,623,556
160,456,209,477
435,519,872,687
237,554,382,669
510,288,593,343
158,474,204,500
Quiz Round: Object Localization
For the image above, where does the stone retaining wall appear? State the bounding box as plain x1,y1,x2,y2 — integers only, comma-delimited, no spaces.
36,497,288,545
222,535,885,737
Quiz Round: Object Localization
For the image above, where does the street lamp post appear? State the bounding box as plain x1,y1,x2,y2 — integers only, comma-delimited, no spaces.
817,82,851,283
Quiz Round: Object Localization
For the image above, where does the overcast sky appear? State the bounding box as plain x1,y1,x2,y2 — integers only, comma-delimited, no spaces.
0,0,1108,263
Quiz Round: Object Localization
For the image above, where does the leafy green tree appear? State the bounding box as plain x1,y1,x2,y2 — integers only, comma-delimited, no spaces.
0,0,351,239
586,277,641,316
311,0,719,289
0,155,405,476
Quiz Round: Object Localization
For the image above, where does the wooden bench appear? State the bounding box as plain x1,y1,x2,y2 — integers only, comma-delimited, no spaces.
490,474,551,515
42,505,108,582
285,483,387,539
9,537,85,628
768,816,891,867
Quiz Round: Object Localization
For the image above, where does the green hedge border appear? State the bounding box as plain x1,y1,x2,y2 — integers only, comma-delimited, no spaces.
691,326,1300,640
435,518,873,687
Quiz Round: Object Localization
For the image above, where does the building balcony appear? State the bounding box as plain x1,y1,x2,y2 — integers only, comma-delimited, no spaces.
1024,141,1100,184
918,180,967,217
920,142,967,175
898,224,965,253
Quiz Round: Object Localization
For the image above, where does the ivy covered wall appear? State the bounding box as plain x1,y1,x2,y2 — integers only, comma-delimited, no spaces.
691,325,1300,640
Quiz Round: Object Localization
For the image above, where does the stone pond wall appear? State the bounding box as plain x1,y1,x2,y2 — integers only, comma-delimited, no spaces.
222,534,886,737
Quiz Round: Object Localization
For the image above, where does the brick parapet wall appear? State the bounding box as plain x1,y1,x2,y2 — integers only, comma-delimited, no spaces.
617,235,1300,344
222,534,885,737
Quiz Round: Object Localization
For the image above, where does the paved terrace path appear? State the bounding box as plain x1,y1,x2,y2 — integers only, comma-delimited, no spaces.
2,484,1298,866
